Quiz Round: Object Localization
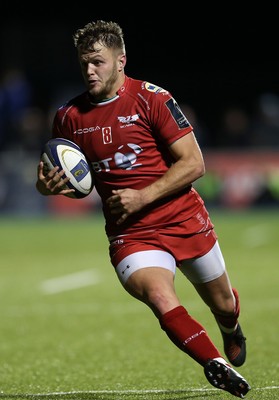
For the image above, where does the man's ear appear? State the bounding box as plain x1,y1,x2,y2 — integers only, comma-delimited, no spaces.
118,54,127,70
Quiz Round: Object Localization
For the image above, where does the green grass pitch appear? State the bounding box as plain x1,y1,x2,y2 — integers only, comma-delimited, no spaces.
0,209,278,399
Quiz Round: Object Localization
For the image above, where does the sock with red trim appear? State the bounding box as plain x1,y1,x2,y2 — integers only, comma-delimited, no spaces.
159,305,222,366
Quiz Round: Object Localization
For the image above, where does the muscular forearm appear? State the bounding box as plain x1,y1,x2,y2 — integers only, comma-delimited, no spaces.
140,158,205,206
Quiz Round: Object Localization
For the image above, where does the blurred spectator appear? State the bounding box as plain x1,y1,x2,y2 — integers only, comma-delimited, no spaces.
250,92,279,147
0,67,33,150
17,106,49,152
216,106,252,147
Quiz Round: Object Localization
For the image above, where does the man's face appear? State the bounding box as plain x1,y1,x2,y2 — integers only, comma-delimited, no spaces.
78,42,125,101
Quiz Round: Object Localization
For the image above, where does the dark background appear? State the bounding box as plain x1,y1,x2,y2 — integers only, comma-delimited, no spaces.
0,5,278,214
0,5,278,137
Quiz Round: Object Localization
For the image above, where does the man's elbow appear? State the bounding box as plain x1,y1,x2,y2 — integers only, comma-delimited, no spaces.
195,162,206,179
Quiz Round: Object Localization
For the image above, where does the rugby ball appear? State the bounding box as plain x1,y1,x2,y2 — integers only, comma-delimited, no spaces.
41,138,94,199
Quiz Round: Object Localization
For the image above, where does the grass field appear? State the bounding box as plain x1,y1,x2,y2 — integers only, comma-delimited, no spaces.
0,209,278,399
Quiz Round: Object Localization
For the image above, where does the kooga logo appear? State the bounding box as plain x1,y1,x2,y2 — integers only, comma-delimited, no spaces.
74,126,101,134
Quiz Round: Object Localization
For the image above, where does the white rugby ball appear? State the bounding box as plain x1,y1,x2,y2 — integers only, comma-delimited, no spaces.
41,138,94,199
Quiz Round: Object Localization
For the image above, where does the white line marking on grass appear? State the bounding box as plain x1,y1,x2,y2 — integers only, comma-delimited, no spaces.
13,386,279,397
40,269,101,294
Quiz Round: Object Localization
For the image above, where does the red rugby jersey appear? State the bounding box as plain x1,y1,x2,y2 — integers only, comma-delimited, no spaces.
52,76,206,237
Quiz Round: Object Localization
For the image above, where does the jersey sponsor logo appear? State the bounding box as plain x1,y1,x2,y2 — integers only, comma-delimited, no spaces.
144,82,168,94
73,126,101,135
115,143,143,169
92,143,143,173
165,98,191,129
